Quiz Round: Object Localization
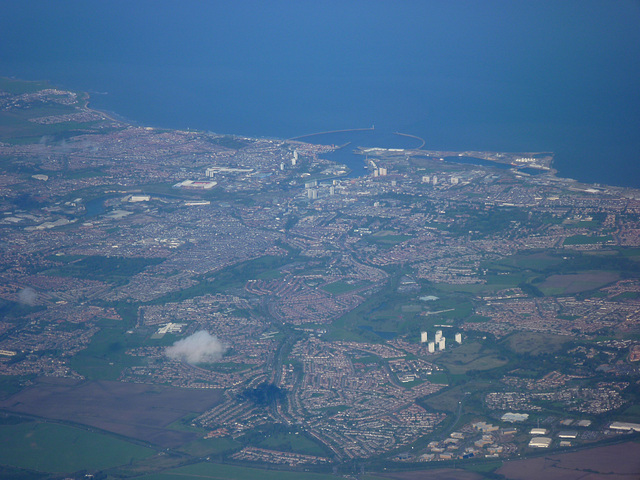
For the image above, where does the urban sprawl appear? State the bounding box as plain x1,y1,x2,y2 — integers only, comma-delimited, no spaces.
1,82,640,468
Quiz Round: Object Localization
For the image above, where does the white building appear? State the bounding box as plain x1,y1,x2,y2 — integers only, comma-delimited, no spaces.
428,342,435,353
528,437,552,448
435,330,443,343
438,338,446,351
129,195,150,202
455,332,462,344
157,323,186,335
609,421,640,432
420,331,428,343
501,412,529,423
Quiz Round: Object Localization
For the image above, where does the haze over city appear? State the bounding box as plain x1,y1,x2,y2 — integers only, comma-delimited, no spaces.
0,2,640,479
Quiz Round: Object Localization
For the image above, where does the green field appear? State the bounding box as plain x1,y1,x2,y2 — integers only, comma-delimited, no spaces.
617,404,640,423
179,437,241,457
0,104,99,144
490,252,563,271
0,421,154,473
0,376,28,398
538,271,619,295
563,234,613,245
502,332,573,356
367,231,413,246
137,461,338,480
0,78,123,145
436,342,508,375
327,276,476,342
612,291,640,301
427,372,450,384
69,326,145,380
152,254,290,305
256,432,328,457
434,282,514,294
463,459,503,474
46,255,164,284
422,385,467,413
321,280,368,295
202,362,254,373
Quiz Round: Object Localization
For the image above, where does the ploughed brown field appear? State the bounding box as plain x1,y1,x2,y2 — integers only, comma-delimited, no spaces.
376,468,484,480
496,442,640,480
0,377,223,448
376,442,640,480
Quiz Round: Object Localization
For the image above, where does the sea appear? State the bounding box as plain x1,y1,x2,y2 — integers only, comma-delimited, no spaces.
1,1,639,187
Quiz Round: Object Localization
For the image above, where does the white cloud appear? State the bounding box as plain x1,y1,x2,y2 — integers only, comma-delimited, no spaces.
165,330,227,364
18,287,37,306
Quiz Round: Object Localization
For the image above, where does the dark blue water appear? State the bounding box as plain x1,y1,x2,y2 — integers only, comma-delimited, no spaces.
2,1,639,187
299,130,423,177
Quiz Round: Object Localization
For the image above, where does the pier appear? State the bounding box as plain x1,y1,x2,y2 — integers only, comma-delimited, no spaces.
288,126,375,142
393,131,425,149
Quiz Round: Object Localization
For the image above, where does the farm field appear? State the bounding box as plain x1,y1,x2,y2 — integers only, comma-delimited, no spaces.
135,461,340,480
436,342,508,375
371,468,484,480
502,332,574,356
538,271,619,295
496,441,640,480
0,421,154,473
0,377,222,447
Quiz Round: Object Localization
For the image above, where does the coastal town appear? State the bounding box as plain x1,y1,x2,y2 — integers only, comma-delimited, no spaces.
1,79,640,470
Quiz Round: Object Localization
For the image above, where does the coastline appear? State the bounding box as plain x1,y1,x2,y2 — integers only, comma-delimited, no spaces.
3,75,639,199
75,90,640,198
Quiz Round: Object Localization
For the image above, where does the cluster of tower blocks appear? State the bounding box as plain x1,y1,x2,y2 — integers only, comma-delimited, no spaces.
420,330,462,352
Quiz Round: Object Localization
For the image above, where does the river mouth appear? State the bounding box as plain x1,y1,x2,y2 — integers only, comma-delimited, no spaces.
306,129,424,177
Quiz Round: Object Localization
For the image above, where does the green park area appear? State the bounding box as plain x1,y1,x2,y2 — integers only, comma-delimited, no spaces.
502,331,573,356
150,254,290,305
136,461,338,480
436,249,640,297
367,230,413,246
179,437,241,457
563,234,613,245
0,78,113,145
322,279,370,295
69,322,146,380
537,271,619,296
45,255,164,284
436,341,508,376
0,420,154,473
